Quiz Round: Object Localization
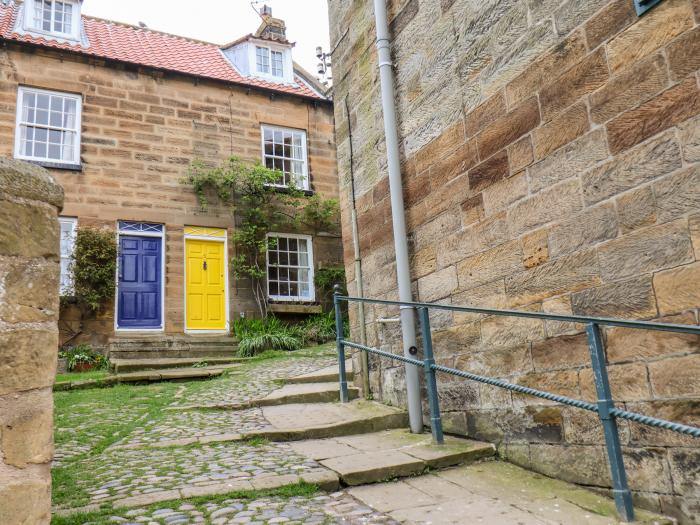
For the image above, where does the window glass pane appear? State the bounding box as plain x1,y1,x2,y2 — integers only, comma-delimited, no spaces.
267,235,312,298
261,127,308,189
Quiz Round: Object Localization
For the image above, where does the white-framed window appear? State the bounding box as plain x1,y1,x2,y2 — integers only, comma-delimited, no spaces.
24,0,81,40
14,87,82,166
266,234,314,302
255,46,284,78
58,217,77,295
261,125,309,189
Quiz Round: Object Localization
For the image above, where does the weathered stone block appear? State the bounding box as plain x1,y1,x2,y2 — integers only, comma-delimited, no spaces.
507,136,533,174
479,176,526,224
623,447,674,493
437,382,480,411
459,194,485,227
476,97,540,160
413,208,461,251
580,362,651,402
0,478,52,525
506,30,587,107
0,157,64,208
437,213,509,269
606,0,694,74
532,102,589,160
584,0,638,49
571,275,657,319
548,203,618,258
606,311,700,363
626,400,699,447
582,130,682,206
0,389,53,467
530,334,590,372
457,344,533,377
654,165,700,223
457,240,523,290
464,91,506,138
562,408,607,445
521,228,548,269
0,200,60,260
467,150,509,193
597,219,693,281
0,260,60,323
649,354,700,398
654,261,700,315
668,448,700,497
615,186,657,233
542,295,583,337
691,213,700,258
539,48,608,122
508,178,583,237
0,329,57,396
505,248,600,307
417,265,458,302
590,53,668,125
528,129,609,194
411,246,436,280
480,314,545,350
453,279,508,324
679,114,700,163
432,322,481,359
529,444,610,486
553,0,608,37
415,120,465,174
606,77,700,155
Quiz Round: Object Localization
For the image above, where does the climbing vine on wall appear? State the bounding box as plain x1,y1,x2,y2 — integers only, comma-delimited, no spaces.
184,156,340,317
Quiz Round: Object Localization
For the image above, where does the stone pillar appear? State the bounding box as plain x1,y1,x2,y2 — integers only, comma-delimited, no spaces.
0,159,64,525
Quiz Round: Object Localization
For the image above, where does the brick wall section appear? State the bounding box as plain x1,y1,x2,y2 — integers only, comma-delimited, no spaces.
0,159,64,525
0,45,339,346
329,0,700,521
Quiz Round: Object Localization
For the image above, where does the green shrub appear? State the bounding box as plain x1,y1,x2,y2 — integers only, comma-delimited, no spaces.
233,317,302,357
299,311,337,345
59,344,108,371
71,227,118,311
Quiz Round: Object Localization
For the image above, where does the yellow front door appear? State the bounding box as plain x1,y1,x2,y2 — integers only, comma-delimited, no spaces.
185,239,226,330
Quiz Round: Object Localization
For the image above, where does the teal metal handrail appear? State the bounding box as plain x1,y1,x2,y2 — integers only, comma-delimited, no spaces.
333,287,700,523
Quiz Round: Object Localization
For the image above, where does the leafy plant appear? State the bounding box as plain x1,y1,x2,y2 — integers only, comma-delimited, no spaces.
192,361,209,368
71,227,118,311
233,316,302,357
299,311,338,345
59,344,108,372
184,156,340,317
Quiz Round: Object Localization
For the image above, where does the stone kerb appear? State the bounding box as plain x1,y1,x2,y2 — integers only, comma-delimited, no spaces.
0,158,64,525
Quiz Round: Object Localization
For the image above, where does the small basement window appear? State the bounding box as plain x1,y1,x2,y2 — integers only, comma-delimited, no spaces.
14,87,82,167
266,234,314,302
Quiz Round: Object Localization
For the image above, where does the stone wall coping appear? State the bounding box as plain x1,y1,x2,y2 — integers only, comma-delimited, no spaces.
0,158,64,209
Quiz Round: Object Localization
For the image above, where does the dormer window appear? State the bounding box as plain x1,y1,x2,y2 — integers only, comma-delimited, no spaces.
256,46,284,78
23,0,81,41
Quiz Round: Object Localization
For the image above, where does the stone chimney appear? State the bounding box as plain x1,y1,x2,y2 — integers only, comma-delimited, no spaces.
255,5,287,42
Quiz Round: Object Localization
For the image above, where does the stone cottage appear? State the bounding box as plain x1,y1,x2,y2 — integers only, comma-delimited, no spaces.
0,1,340,351
328,0,700,522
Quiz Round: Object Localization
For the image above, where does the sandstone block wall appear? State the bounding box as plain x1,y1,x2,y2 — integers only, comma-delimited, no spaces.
0,45,339,346
328,0,700,522
0,159,64,525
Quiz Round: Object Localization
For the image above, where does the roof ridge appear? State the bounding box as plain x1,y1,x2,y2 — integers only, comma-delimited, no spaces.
82,14,219,47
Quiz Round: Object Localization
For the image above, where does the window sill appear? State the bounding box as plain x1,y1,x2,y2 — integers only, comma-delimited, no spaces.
22,159,83,172
266,185,314,197
268,303,322,314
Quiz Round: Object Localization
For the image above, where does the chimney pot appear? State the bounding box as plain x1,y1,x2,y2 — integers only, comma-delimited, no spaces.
260,4,272,17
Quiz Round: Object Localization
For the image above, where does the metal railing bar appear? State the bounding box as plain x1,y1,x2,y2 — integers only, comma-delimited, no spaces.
609,407,700,437
342,340,424,367
336,295,700,335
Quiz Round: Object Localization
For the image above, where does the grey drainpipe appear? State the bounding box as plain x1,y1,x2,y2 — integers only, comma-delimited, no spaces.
372,0,423,433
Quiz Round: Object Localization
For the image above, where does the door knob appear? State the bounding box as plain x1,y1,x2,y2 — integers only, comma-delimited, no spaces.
203,260,208,270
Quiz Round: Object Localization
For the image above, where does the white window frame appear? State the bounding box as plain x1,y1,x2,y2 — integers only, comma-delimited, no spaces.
260,125,309,190
255,45,285,78
14,86,82,167
266,233,315,302
23,0,81,41
58,216,77,296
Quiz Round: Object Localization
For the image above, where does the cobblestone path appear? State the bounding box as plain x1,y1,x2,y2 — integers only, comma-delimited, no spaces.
53,347,397,524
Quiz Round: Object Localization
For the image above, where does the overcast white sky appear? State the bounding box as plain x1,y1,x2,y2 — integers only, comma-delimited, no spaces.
81,0,330,75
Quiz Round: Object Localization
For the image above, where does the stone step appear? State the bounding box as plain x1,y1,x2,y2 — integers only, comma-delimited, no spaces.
258,381,360,406
285,362,355,384
290,429,495,486
108,336,239,360
111,356,245,373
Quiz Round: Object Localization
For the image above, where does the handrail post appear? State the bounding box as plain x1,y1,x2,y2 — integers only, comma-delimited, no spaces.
418,307,444,444
586,323,634,522
334,284,349,403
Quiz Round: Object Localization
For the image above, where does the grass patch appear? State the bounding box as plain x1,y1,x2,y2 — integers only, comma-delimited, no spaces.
55,370,111,383
51,482,320,525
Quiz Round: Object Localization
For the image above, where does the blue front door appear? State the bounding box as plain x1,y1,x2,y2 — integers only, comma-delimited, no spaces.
117,235,162,329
